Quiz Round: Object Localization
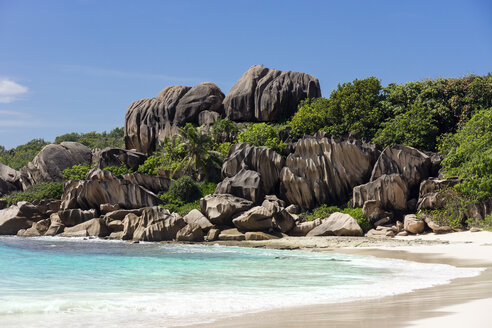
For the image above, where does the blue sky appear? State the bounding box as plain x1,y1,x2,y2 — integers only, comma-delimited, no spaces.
1,0,491,149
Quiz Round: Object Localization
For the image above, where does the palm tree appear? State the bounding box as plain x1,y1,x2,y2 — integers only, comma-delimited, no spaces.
177,123,223,181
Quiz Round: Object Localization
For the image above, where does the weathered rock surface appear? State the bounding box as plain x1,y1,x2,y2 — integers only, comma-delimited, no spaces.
245,231,280,240
0,163,21,194
224,65,321,122
104,208,144,222
124,83,224,154
20,142,92,188
182,209,213,231
353,174,409,211
403,214,425,234
306,212,363,237
44,213,64,236
122,207,186,241
107,220,124,232
174,82,224,125
198,110,221,126
289,218,323,236
100,203,120,214
200,194,253,225
218,228,245,241
272,209,296,233
0,202,42,235
216,169,263,203
93,147,147,171
176,223,204,242
362,200,393,226
221,143,285,196
86,168,116,181
60,179,162,210
60,218,109,237
280,135,379,209
371,145,432,192
32,199,61,217
20,218,51,237
232,206,273,231
205,228,220,241
122,172,171,194
58,209,97,227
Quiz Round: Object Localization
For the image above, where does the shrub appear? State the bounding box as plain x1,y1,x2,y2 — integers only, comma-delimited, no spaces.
373,103,440,151
211,118,239,143
288,98,331,139
137,136,186,176
159,177,216,216
103,164,132,178
216,142,233,158
164,176,202,204
439,107,492,199
5,182,64,206
62,164,91,181
237,123,286,152
302,204,341,221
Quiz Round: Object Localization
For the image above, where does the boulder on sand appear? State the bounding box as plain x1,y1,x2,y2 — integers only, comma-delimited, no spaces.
200,194,253,225
353,174,409,211
232,206,273,231
306,212,363,237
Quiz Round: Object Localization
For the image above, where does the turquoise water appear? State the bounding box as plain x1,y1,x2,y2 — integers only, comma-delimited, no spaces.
0,236,483,328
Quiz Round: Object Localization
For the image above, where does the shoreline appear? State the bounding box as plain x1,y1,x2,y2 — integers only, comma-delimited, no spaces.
183,231,492,328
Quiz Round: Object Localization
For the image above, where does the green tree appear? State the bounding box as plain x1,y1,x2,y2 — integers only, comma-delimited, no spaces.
373,103,440,150
0,139,49,170
178,123,223,181
439,107,492,199
237,123,286,152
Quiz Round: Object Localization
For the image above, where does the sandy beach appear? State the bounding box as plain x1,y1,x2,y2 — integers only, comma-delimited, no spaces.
185,231,492,328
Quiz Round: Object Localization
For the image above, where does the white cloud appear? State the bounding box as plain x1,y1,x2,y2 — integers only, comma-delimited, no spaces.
0,79,28,103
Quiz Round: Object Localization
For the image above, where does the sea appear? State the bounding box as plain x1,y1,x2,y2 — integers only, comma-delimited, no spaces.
0,236,483,328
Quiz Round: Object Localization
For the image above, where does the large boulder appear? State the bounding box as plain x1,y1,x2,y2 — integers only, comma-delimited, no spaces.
371,145,432,193
218,228,245,241
58,208,97,227
182,209,213,231
86,168,116,181
176,223,204,242
60,218,109,237
215,169,263,203
306,212,363,237
92,148,147,171
0,202,43,235
353,174,409,211
224,65,321,122
272,209,296,233
362,200,393,226
124,83,224,154
44,213,64,236
122,172,171,194
19,218,51,237
20,142,92,188
289,218,323,236
60,179,162,210
174,82,224,125
232,206,273,231
221,143,285,196
280,135,379,209
121,207,186,241
403,214,425,234
200,194,254,226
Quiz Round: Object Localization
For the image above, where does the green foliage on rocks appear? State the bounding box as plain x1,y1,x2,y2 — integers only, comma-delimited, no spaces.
159,176,217,216
54,127,124,149
4,182,64,206
438,107,492,199
288,74,492,152
103,164,133,178
62,164,91,181
237,123,286,152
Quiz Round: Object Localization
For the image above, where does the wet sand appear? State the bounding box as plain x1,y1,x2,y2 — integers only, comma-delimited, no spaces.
184,231,492,328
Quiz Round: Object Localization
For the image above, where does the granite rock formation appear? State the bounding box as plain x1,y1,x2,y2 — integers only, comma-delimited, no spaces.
223,65,321,122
